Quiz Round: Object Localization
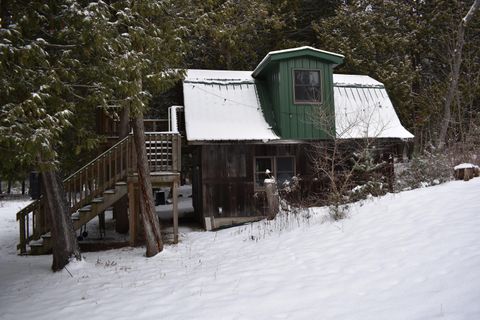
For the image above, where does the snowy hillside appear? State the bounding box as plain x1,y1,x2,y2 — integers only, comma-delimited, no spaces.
1,179,480,320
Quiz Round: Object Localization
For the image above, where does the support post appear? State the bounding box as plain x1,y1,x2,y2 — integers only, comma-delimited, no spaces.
172,179,179,244
128,181,136,246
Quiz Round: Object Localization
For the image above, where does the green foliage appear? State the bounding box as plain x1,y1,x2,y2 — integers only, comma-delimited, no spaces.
312,0,480,148
395,151,453,191
183,0,287,70
0,0,188,176
313,1,418,130
0,1,75,173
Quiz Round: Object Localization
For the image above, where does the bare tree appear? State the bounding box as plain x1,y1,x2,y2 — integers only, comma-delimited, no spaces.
437,0,480,149
309,105,393,219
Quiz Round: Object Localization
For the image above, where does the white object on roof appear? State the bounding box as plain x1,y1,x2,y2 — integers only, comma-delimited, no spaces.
183,69,279,142
333,74,414,139
454,163,479,170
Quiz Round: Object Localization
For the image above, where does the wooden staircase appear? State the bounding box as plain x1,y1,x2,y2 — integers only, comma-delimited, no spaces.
17,132,181,255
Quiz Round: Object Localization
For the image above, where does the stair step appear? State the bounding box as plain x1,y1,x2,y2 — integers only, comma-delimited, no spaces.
115,181,127,186
29,240,44,247
104,189,115,195
92,197,104,203
79,205,92,212
29,239,51,255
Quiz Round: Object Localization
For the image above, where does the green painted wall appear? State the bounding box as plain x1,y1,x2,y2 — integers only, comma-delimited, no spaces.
256,56,336,140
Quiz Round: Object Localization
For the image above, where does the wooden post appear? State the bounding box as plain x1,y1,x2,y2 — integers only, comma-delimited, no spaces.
114,106,130,233
172,179,179,244
128,181,136,246
19,216,26,254
264,178,279,220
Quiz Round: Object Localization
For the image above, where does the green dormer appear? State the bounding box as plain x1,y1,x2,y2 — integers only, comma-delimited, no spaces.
252,46,344,140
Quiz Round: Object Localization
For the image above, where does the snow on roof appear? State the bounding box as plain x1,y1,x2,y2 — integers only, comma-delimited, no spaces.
333,74,384,87
253,46,344,77
183,70,279,142
182,70,413,141
333,74,414,139
184,69,254,83
454,163,479,170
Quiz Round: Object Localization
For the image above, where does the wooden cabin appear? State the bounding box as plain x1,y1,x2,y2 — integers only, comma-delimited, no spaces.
182,47,413,229
16,46,413,254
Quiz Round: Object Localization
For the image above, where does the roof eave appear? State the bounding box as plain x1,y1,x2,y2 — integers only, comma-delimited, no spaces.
252,47,345,78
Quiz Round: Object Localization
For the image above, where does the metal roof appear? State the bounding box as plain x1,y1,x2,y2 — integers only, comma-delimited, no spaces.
183,69,413,142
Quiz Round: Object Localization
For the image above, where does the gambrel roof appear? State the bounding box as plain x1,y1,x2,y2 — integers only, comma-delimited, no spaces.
183,70,279,141
183,69,413,142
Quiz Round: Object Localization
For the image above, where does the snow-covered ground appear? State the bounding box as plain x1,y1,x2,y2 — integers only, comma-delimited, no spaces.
1,179,480,320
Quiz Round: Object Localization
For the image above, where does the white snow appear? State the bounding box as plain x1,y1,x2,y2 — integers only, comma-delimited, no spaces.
333,74,414,139
2,178,480,319
183,70,279,141
333,74,384,87
454,163,479,170
253,46,345,76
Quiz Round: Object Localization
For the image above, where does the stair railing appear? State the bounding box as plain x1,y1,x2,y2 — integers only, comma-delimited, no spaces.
16,132,181,254
63,134,133,212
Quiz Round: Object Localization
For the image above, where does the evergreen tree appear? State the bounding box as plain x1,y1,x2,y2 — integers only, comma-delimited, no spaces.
61,0,186,256
0,0,81,270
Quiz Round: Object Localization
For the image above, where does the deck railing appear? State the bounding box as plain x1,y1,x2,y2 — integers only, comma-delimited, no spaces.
17,132,181,254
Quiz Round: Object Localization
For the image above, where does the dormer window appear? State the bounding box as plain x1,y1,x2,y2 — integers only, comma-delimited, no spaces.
293,69,322,104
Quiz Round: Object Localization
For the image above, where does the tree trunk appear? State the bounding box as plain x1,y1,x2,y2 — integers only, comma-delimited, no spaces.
114,106,130,233
7,180,11,194
41,169,80,271
132,114,163,256
437,0,480,149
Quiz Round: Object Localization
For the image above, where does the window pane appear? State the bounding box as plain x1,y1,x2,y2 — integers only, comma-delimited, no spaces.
255,158,273,187
309,71,320,85
276,157,294,185
294,70,321,103
294,70,309,85
277,157,294,172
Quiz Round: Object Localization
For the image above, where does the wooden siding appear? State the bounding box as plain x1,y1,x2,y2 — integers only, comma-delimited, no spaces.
256,56,336,140
195,144,315,220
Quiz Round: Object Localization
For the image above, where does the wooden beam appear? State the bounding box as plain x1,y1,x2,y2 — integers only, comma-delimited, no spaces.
128,181,136,246
172,178,179,244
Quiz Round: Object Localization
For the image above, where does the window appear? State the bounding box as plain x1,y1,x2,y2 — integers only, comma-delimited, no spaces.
276,157,295,185
255,157,273,188
254,156,295,188
293,69,322,104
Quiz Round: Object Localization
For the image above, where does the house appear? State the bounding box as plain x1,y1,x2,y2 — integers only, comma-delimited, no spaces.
181,46,413,230
16,46,413,254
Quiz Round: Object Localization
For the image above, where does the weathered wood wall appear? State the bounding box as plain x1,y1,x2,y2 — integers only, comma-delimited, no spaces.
193,144,314,221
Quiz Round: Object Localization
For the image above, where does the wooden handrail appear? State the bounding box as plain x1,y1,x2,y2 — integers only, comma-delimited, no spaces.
16,132,181,253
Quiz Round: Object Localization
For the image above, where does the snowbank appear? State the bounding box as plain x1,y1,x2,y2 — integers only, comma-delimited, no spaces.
1,179,480,319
